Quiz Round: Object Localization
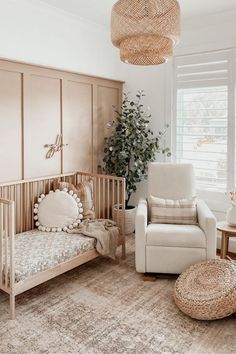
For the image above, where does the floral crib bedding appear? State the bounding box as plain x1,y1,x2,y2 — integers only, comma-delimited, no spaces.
2,229,95,283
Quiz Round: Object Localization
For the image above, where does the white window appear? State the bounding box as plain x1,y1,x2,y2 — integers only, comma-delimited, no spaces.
173,50,236,193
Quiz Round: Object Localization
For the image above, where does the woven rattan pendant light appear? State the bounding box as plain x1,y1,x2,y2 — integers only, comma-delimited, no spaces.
111,0,180,65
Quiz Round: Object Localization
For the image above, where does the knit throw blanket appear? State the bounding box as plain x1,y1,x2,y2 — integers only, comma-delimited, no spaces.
67,219,119,259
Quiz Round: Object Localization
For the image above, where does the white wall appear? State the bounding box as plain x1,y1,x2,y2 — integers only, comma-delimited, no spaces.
0,0,123,80
121,64,171,206
175,10,236,56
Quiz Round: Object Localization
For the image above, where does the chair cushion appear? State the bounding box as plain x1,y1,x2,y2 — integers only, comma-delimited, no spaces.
146,223,206,248
150,196,197,225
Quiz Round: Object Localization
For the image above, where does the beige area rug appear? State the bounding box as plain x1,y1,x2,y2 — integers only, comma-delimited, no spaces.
0,236,236,354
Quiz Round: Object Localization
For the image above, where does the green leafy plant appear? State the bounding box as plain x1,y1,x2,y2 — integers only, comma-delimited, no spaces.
103,91,171,207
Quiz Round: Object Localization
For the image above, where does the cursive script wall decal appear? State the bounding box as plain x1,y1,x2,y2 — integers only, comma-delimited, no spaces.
44,134,68,159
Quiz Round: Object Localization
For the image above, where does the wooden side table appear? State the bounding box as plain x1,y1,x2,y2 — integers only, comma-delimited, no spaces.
217,221,236,259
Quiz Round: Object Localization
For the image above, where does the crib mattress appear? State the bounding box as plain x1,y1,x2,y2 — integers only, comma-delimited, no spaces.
4,229,95,283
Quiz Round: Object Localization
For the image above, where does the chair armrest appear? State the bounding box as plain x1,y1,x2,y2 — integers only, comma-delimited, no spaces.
197,199,217,259
135,198,148,273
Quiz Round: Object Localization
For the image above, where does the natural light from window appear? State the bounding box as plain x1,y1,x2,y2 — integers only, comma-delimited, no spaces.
174,49,235,193
176,86,228,191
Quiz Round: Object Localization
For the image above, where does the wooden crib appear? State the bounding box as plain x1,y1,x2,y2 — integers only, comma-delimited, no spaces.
0,171,125,319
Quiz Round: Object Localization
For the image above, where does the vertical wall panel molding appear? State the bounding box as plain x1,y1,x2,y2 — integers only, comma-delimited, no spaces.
0,59,123,183
60,79,63,174
24,74,62,179
92,84,98,173
96,84,122,172
0,69,22,182
62,79,93,173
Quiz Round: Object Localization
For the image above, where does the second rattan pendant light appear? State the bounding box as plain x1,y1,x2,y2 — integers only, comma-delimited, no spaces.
111,0,180,65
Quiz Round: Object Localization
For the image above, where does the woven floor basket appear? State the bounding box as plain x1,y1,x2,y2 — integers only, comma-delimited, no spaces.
174,259,236,320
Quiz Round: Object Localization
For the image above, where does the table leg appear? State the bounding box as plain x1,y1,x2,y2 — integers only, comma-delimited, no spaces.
225,235,229,257
220,232,225,259
222,233,230,259
223,237,228,259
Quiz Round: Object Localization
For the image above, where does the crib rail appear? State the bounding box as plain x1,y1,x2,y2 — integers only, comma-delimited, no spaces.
0,172,125,291
76,172,126,257
0,173,76,234
0,199,15,294
0,171,126,250
0,172,126,319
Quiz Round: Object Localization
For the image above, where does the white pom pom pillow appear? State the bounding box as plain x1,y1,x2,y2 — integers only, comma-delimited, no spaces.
34,189,83,232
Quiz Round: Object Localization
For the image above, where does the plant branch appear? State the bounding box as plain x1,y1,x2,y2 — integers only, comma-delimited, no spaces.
103,91,171,207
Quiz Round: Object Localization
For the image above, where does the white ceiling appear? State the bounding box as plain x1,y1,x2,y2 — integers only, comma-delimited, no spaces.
40,0,236,27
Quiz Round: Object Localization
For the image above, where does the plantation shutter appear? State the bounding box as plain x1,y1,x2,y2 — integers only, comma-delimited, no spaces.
174,50,231,191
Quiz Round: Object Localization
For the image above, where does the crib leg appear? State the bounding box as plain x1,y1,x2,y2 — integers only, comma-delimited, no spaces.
122,242,126,259
10,293,15,320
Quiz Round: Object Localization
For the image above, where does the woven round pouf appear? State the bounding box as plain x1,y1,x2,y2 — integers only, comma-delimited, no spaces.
174,259,236,320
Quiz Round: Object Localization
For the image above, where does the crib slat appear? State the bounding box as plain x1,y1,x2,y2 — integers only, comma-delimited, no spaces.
20,184,23,233
9,202,15,290
112,179,115,222
98,177,101,218
94,176,97,219
121,179,126,258
102,178,106,219
0,203,3,287
31,182,35,228
4,204,8,287
107,179,110,220
117,179,120,211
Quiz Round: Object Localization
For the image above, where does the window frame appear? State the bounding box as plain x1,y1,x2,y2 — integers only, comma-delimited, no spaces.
172,49,236,212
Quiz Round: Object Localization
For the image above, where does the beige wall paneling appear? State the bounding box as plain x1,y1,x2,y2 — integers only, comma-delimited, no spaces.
94,84,122,172
0,69,22,182
24,74,62,179
0,59,123,182
62,79,93,173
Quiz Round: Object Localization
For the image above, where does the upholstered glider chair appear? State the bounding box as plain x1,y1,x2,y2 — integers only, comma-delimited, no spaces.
135,163,217,274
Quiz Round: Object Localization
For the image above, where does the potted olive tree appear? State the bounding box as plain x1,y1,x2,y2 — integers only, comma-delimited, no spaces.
103,91,170,234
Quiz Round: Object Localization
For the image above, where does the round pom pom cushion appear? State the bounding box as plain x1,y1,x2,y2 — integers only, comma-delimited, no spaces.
34,189,83,232
174,259,236,320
